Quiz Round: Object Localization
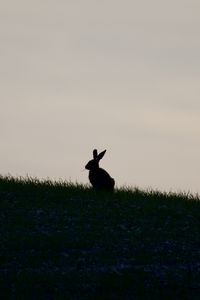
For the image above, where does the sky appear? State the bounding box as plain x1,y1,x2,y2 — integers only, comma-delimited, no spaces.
1,0,200,193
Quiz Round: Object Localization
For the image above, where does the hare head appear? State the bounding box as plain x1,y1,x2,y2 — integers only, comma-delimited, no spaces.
85,149,106,171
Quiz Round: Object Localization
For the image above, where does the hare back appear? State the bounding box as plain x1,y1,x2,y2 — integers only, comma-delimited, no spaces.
89,168,115,191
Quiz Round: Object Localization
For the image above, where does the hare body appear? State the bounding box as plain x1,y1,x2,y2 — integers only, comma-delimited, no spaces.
85,149,115,191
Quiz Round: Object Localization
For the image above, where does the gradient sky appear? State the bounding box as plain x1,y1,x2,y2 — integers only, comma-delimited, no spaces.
1,0,200,193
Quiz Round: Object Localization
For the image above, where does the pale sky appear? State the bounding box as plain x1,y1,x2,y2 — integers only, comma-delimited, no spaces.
1,0,200,193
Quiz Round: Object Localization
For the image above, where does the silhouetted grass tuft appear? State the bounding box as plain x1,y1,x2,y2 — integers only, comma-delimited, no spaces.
1,175,200,299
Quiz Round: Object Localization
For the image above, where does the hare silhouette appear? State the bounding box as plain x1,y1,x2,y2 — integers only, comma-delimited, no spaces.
85,149,115,191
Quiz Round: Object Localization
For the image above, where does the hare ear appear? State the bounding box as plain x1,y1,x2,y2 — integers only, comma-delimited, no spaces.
98,150,106,160
93,149,98,159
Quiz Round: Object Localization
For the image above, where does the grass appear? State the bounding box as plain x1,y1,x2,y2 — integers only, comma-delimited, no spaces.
1,175,200,299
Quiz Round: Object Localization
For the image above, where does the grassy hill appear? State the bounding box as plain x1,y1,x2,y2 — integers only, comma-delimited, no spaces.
1,175,200,299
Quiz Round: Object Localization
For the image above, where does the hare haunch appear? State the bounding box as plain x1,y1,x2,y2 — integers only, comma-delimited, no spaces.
85,149,115,191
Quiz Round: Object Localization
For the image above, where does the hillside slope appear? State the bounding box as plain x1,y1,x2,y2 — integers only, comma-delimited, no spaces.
1,176,200,299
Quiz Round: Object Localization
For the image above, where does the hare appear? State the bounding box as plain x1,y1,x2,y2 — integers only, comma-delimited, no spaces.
85,149,115,191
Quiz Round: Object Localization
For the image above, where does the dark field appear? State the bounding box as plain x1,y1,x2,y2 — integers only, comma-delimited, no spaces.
1,176,200,299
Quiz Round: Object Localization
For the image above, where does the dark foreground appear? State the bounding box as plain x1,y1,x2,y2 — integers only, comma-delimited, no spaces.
1,176,200,299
